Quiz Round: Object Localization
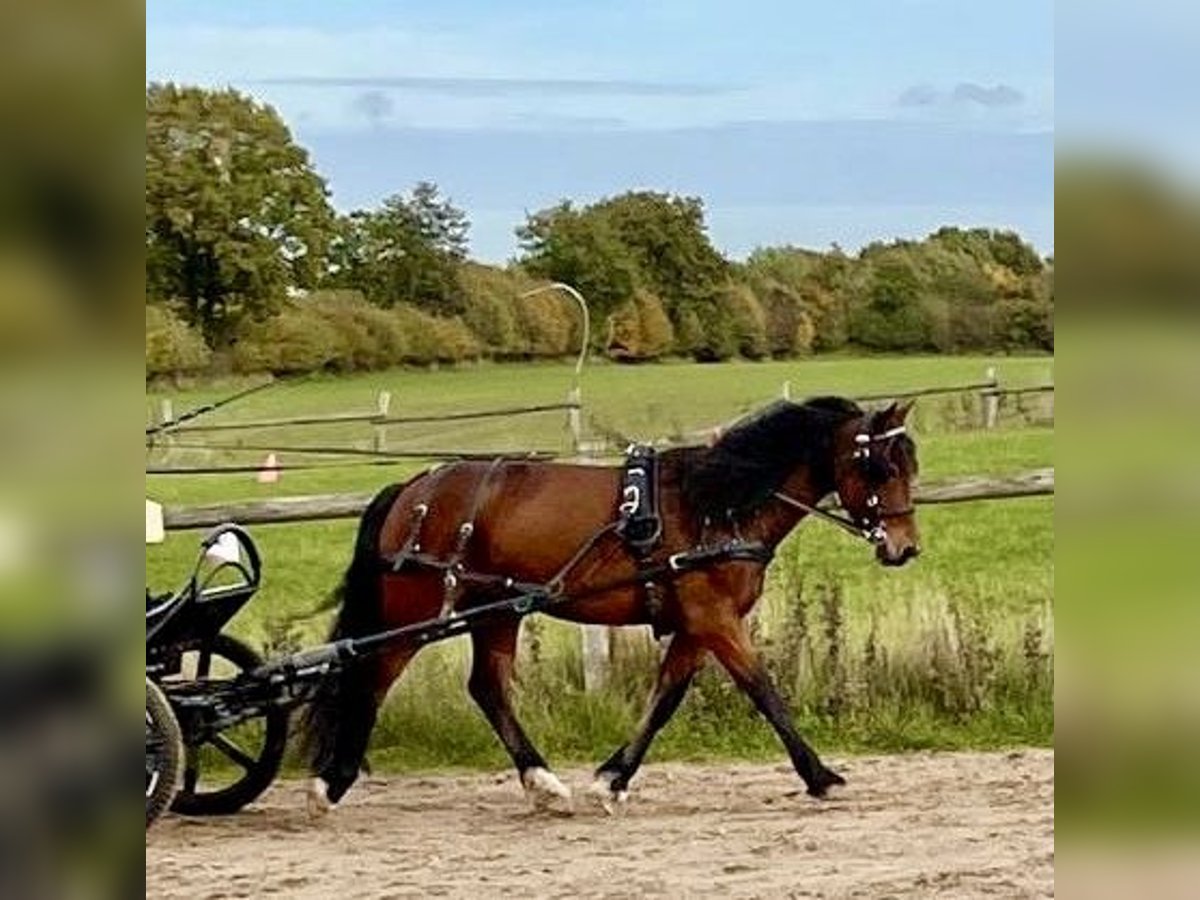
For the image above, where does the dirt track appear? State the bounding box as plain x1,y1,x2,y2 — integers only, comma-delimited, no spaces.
146,749,1052,899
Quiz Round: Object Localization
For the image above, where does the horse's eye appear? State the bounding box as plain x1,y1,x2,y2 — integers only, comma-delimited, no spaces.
865,458,891,483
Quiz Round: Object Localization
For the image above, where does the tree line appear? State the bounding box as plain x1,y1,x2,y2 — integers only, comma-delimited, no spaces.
146,84,1053,379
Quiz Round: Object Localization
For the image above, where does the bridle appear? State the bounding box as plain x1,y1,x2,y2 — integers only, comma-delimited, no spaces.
773,423,914,546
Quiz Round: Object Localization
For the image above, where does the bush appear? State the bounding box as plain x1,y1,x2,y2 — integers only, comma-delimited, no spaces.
232,303,339,374
718,282,769,359
635,291,675,358
391,304,481,364
146,304,211,377
672,307,704,357
458,263,525,355
689,298,738,362
607,299,640,359
606,290,675,360
428,315,483,363
756,279,815,357
996,298,1053,351
230,294,482,374
514,289,575,357
307,290,411,370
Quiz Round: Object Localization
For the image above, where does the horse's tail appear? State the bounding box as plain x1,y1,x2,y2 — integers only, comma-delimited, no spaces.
299,478,410,800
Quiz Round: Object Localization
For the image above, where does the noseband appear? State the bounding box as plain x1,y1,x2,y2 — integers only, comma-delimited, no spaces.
773,423,914,546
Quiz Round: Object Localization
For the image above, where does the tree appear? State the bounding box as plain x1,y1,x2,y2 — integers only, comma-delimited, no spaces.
331,182,470,314
516,191,728,327
146,83,335,344
594,191,728,315
516,201,639,322
850,255,932,351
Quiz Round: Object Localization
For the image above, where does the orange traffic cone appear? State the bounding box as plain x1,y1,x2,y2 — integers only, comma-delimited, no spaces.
256,453,280,484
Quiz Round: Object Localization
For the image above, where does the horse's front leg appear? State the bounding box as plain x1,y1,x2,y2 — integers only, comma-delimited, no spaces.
706,618,846,797
468,620,571,811
589,632,706,812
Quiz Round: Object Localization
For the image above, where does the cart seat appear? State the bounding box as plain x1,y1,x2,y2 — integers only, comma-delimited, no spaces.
146,588,190,639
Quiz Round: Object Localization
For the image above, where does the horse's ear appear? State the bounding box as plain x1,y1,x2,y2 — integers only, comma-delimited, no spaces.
879,400,914,426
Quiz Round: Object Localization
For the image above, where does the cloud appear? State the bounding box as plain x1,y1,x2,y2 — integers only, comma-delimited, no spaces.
897,84,941,107
952,82,1025,107
255,75,736,98
350,90,394,127
898,82,1025,109
509,112,629,130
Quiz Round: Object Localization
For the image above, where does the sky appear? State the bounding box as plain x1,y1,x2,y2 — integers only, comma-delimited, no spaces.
146,0,1054,262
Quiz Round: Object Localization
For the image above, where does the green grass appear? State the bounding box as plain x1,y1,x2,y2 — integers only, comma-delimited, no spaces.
146,356,1053,772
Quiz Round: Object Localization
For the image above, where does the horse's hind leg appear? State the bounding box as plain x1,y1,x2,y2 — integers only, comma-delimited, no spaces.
590,633,706,811
308,647,416,815
468,619,570,811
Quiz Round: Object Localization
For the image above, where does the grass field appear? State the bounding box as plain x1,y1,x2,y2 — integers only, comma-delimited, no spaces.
146,355,1053,771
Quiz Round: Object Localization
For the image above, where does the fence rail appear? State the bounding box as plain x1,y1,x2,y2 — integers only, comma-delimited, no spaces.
848,380,999,402
160,467,1053,531
149,367,1052,469
162,401,580,434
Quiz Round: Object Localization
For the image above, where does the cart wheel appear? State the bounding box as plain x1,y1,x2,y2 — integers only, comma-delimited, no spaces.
167,634,289,816
147,677,183,827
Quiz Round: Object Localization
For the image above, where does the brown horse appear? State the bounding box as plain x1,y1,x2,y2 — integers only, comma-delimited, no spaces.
302,396,920,815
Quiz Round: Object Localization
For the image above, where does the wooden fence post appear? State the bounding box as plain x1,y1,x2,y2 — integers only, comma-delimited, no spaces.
566,386,582,453
982,367,1000,429
374,390,391,452
154,399,176,454
581,625,610,692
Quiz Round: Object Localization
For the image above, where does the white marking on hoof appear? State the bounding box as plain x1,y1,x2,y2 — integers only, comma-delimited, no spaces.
820,780,846,800
586,774,628,816
306,777,335,819
521,767,573,812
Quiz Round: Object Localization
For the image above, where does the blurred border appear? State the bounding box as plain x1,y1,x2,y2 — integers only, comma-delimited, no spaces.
0,1,142,898
1057,0,1200,895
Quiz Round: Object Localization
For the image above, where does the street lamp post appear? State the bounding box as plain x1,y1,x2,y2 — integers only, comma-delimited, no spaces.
519,282,604,686
520,282,591,383
519,282,591,453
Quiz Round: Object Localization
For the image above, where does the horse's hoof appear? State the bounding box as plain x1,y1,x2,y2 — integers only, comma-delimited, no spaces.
521,767,573,813
586,774,629,816
306,777,335,819
807,769,847,800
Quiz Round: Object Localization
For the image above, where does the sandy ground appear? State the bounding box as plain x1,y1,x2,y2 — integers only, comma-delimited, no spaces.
146,749,1052,899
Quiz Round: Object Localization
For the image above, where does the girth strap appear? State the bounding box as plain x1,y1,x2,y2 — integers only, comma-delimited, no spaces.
660,540,774,574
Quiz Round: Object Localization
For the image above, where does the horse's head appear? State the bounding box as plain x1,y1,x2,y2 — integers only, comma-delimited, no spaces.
833,401,921,567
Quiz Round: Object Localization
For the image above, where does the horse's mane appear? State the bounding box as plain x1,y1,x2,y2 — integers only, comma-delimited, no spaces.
669,396,864,520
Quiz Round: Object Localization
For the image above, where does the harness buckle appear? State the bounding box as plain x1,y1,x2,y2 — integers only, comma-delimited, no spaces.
667,552,688,572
